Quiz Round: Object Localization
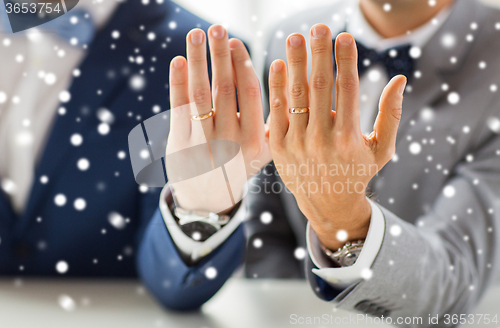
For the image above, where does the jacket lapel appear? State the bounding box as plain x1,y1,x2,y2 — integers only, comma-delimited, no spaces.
396,0,489,140
15,0,169,237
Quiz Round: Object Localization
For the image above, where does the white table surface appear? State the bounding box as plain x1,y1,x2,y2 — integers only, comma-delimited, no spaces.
0,278,499,328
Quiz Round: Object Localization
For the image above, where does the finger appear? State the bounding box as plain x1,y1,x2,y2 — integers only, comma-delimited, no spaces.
187,29,214,133
286,33,309,131
309,24,334,128
334,32,360,134
268,60,289,142
169,56,191,140
208,25,238,130
229,38,264,136
371,75,407,163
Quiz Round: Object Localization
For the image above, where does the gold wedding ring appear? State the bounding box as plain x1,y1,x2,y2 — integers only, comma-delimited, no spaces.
289,107,310,114
191,109,214,121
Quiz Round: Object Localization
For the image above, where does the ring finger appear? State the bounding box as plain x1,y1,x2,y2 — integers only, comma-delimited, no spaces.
286,33,309,133
187,29,214,137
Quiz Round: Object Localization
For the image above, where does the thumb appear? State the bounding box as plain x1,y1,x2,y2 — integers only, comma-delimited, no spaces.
371,75,407,163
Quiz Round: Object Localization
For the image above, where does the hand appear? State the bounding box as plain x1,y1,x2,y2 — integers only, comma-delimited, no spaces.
268,26,407,250
166,25,271,214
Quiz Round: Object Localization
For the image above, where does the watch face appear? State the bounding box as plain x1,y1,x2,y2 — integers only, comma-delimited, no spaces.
180,221,218,242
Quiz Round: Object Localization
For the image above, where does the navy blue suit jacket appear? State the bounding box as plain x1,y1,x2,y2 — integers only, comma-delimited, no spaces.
0,0,246,310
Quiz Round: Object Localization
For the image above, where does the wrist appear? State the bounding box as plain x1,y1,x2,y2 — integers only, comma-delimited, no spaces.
309,197,371,250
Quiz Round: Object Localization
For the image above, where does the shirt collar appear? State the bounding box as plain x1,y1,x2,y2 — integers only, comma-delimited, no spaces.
347,0,453,52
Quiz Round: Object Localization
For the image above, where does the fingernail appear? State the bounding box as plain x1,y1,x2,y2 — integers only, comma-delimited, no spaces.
312,25,327,38
289,35,302,47
272,61,283,72
229,38,243,49
190,30,203,45
399,78,407,95
211,25,225,39
173,57,184,69
337,33,353,45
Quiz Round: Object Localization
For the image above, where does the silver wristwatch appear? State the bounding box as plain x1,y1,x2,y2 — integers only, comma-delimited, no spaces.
320,240,365,267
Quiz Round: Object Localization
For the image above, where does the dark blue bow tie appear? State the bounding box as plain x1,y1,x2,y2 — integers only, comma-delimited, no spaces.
355,42,415,81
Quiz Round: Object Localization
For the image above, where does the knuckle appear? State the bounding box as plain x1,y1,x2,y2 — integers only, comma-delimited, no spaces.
289,83,307,100
336,51,357,64
311,44,330,56
390,106,403,121
270,97,284,110
270,79,285,89
191,87,211,104
170,79,186,88
288,56,306,66
310,74,332,91
337,75,358,92
188,55,206,65
212,48,230,59
215,82,235,97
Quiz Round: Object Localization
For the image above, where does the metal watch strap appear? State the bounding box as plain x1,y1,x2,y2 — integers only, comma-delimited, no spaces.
320,240,365,267
167,187,232,241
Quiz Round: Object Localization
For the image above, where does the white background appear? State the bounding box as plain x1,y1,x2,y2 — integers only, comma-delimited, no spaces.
172,0,500,78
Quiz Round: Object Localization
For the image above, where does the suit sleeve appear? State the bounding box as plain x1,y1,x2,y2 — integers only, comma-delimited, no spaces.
309,133,500,326
135,201,246,311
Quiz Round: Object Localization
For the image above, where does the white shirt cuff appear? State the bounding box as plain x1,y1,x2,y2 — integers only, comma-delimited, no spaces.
159,184,245,262
306,198,385,288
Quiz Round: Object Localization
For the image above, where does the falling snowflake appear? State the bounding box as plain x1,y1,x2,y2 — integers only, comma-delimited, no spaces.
59,90,71,103
97,108,115,124
336,230,348,242
409,46,421,59
77,158,90,171
443,185,456,198
390,225,402,236
409,142,422,155
205,267,217,279
260,211,273,224
58,295,76,311
74,198,86,211
56,261,69,274
447,92,460,105
54,194,67,206
441,33,455,48
108,212,126,229
486,117,500,133
361,268,373,280
98,123,110,135
70,133,83,146
294,247,307,260
117,151,127,160
253,238,263,248
129,74,146,91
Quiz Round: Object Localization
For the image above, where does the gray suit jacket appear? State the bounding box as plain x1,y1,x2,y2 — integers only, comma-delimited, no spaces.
245,0,500,325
